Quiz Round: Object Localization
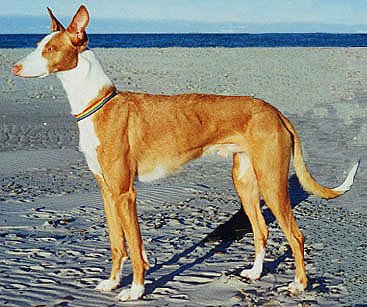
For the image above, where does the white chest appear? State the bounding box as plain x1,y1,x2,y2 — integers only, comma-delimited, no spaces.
77,119,102,176
56,50,113,177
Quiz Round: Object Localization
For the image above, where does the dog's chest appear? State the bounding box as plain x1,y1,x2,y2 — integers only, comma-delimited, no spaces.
77,119,102,176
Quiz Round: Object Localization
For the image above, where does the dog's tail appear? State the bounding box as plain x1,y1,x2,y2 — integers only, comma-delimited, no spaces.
278,112,359,199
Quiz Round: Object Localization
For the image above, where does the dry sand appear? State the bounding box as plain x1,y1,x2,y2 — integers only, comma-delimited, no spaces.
0,47,366,306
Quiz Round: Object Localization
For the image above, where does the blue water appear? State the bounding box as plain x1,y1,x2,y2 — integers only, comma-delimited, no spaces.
0,33,366,48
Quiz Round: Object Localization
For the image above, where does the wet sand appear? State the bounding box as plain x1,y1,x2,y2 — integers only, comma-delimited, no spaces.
0,47,366,306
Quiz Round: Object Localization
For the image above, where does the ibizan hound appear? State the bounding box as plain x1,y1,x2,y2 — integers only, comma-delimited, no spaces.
11,6,359,302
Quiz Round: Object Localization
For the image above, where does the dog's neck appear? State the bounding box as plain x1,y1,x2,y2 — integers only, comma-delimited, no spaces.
56,49,115,115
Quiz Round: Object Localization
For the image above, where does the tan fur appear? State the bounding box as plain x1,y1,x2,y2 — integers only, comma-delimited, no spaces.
43,6,89,74
278,112,343,199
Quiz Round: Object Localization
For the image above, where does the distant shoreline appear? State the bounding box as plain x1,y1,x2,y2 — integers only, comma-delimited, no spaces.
1,33,367,48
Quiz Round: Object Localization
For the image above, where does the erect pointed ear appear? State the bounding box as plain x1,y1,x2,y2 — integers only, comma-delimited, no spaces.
66,5,89,46
47,7,65,32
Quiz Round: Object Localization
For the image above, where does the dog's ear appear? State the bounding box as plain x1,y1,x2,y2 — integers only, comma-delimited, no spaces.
47,7,65,32
66,5,89,46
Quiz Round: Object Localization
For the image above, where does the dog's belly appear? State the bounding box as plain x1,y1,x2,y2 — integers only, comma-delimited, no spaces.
137,144,245,183
138,164,169,182
203,144,244,158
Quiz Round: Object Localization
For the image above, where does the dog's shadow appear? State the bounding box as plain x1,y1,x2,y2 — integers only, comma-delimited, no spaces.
205,174,309,242
121,174,309,295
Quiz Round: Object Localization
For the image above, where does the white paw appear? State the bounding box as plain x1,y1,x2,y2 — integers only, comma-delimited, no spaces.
240,268,261,280
95,278,119,292
288,278,305,295
240,248,265,280
117,283,144,301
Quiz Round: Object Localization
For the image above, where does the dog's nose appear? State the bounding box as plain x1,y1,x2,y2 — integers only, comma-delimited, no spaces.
11,64,22,76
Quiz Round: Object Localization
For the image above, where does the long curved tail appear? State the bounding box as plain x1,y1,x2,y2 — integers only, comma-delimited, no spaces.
278,112,359,199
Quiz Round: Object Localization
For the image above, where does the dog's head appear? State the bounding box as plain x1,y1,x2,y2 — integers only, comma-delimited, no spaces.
11,6,89,78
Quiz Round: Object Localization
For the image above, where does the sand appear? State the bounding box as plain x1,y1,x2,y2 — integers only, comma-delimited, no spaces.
0,47,366,306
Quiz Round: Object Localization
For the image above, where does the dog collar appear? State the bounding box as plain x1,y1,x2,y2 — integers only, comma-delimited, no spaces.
74,90,118,122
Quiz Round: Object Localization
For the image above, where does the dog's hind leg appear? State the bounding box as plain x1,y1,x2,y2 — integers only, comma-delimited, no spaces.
258,173,306,294
95,176,128,292
232,153,268,280
253,134,307,295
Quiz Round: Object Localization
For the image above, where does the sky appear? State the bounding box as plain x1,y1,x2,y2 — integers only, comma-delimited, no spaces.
1,0,367,33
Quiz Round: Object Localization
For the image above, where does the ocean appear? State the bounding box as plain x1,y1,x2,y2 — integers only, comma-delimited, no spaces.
0,33,366,48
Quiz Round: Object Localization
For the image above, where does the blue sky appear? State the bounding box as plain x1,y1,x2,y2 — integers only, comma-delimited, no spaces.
1,0,367,33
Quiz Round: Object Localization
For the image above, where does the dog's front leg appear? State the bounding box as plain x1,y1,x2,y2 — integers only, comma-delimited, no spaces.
93,142,148,301
95,176,128,292
114,189,149,301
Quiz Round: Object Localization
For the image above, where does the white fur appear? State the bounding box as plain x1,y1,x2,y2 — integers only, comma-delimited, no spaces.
288,277,305,294
237,153,251,179
77,119,102,175
204,144,244,158
139,164,169,182
56,50,114,176
56,50,114,115
14,33,56,78
117,283,145,301
333,161,360,192
95,277,120,292
95,257,127,292
241,247,265,280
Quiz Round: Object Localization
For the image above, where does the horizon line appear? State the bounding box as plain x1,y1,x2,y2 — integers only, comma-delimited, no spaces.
0,31,366,35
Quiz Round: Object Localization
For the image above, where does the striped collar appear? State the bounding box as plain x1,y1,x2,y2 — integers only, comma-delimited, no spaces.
74,90,118,122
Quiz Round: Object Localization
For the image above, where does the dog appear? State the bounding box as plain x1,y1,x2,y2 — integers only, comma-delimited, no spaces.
11,5,359,302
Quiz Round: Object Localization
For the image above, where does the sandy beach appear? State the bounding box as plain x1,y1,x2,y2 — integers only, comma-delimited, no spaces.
1,47,366,306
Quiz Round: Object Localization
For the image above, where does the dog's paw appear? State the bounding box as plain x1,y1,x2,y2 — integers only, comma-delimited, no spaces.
240,249,265,281
240,268,261,280
288,278,305,295
95,278,119,292
117,283,144,301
